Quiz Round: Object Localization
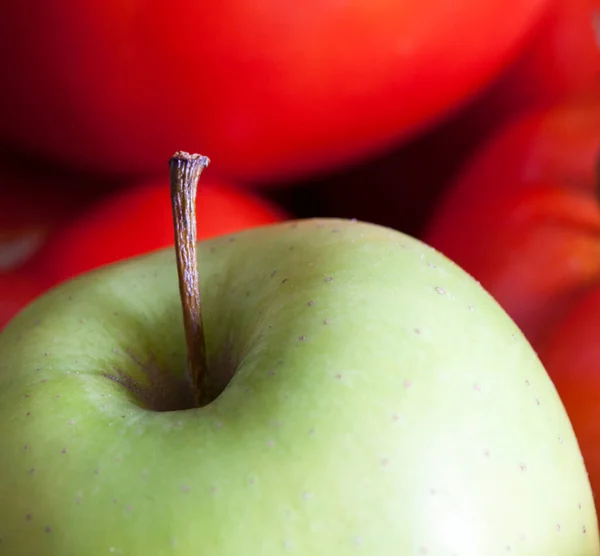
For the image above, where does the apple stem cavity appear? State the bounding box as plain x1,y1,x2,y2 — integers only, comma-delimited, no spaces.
169,151,211,408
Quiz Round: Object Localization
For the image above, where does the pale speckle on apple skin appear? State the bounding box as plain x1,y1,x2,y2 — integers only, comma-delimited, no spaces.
434,286,446,295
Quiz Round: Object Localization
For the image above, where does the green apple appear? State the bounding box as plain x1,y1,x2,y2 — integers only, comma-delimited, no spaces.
0,154,598,556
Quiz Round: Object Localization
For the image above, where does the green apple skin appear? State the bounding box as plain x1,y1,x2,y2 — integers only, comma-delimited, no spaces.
0,218,597,556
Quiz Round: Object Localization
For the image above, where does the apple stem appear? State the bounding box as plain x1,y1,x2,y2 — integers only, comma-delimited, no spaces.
169,151,211,408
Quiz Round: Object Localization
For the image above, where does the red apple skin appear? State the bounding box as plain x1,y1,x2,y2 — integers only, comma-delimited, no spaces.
32,177,288,289
0,157,111,273
0,0,549,182
484,0,600,116
538,290,600,504
0,272,43,330
311,0,600,235
0,175,65,272
0,156,121,328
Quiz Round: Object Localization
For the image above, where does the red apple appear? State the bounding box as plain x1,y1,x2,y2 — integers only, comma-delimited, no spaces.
0,271,43,330
33,176,288,289
0,0,549,182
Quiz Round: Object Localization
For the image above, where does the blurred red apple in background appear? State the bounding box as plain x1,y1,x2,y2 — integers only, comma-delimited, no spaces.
303,0,600,236
539,290,600,500
484,0,600,117
0,0,549,183
0,155,119,327
32,176,287,289
0,271,43,330
0,165,88,272
424,90,600,344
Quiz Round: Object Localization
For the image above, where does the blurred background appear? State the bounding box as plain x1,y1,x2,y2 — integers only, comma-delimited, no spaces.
1,0,600,503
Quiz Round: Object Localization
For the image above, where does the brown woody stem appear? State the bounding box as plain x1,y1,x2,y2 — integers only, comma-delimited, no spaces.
169,151,211,408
